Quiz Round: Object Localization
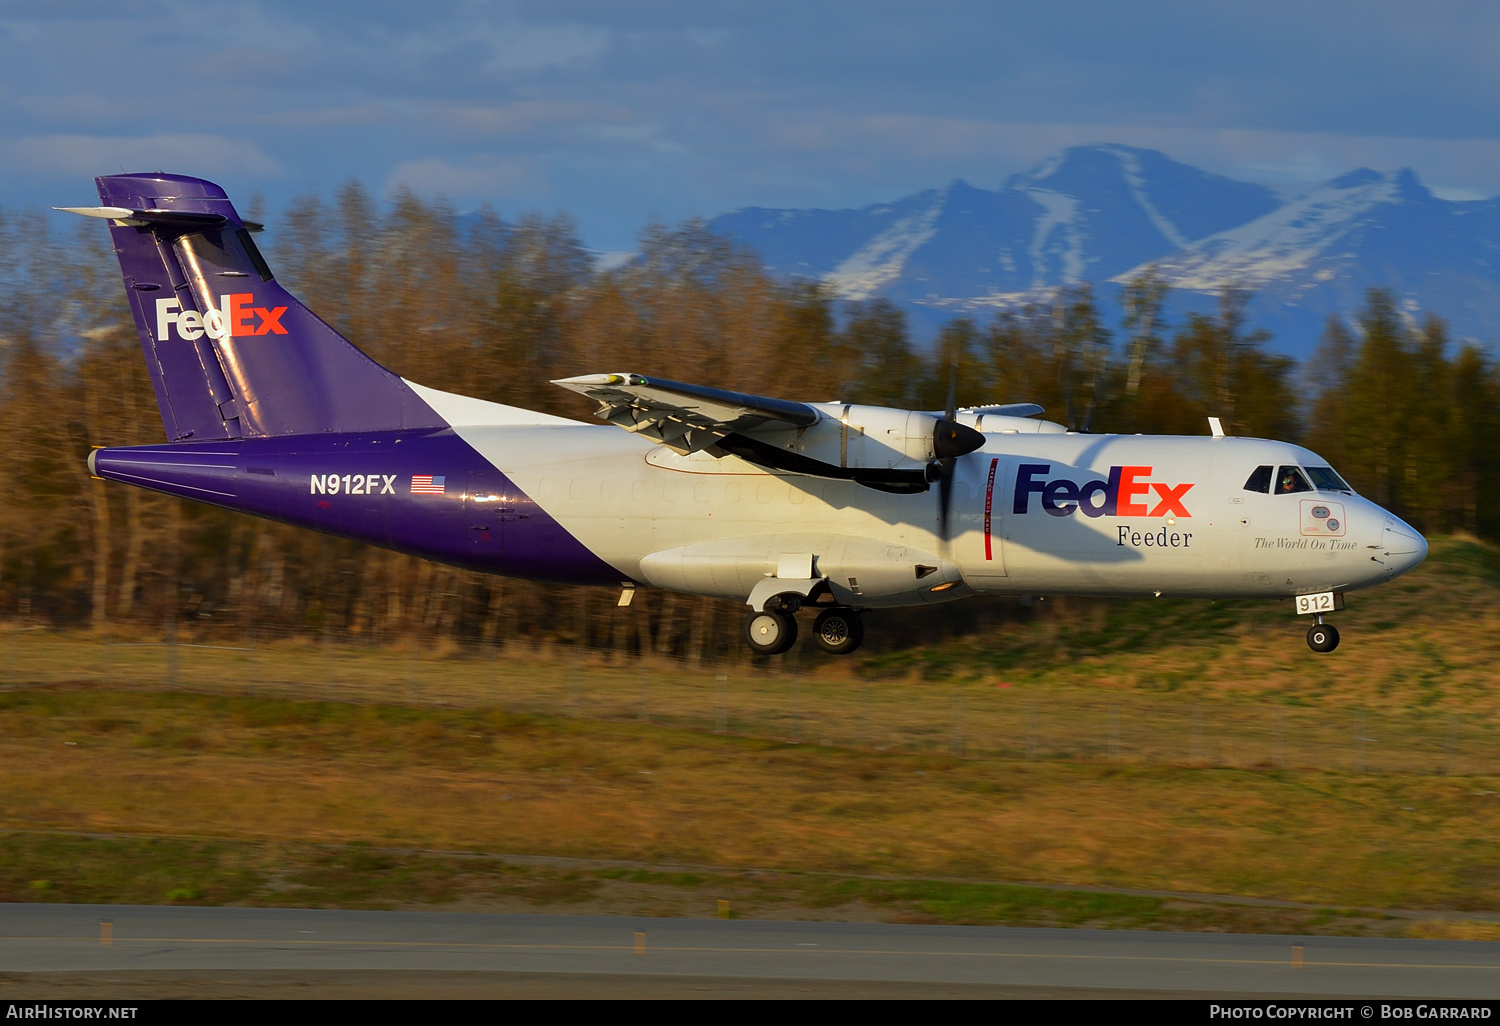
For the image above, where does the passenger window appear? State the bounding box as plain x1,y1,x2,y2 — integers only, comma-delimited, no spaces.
1244,466,1272,493
1275,466,1312,495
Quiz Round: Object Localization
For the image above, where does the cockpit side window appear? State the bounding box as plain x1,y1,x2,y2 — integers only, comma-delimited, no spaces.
1275,466,1313,494
1305,465,1352,492
1244,465,1272,493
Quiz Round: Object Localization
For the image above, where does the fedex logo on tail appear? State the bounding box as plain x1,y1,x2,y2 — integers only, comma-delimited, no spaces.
1014,464,1194,518
155,295,287,342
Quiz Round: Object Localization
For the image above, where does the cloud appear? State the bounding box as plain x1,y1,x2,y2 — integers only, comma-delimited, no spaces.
15,93,122,124
592,250,634,271
4,3,1500,246
6,133,282,179
729,112,1500,200
0,0,166,19
482,22,610,71
250,104,396,131
1204,130,1500,196
434,101,628,138
385,155,549,203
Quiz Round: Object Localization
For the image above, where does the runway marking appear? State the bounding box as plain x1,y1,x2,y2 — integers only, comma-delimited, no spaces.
1,937,1496,971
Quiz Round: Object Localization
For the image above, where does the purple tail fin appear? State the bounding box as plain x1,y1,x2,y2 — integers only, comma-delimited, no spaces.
87,173,442,441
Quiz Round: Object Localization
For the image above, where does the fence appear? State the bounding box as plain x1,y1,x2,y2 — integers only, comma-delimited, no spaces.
1,621,1494,777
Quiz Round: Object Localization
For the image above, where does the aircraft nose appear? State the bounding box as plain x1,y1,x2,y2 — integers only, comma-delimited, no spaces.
1381,517,1427,579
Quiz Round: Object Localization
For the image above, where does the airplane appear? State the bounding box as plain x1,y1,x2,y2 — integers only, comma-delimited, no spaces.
62,173,1428,657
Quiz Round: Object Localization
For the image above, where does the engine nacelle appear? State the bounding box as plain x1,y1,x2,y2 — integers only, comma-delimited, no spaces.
750,404,941,473
710,403,1058,492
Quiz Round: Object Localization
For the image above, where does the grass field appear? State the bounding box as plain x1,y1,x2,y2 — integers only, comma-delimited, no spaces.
0,536,1498,935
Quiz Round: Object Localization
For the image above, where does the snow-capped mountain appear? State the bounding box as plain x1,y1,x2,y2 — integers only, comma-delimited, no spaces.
1124,167,1500,351
708,145,1500,357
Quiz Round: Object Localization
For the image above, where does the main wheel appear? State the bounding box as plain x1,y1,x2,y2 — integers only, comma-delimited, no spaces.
812,608,865,656
744,610,797,655
1306,622,1340,653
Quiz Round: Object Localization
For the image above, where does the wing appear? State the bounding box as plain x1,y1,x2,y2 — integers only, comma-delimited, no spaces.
912,402,1044,417
552,373,819,454
942,403,1045,418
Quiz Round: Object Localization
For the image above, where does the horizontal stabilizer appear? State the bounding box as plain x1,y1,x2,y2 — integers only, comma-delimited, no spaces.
55,205,228,227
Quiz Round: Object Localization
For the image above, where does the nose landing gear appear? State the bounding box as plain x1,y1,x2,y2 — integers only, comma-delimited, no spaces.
1306,618,1340,653
1296,591,1345,653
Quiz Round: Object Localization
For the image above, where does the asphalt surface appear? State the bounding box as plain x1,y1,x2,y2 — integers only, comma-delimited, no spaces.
0,904,1496,998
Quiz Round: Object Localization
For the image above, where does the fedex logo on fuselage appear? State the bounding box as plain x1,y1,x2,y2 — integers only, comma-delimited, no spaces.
1014,463,1194,518
155,295,287,342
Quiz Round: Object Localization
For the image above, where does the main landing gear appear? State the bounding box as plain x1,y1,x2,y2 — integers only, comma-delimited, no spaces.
742,604,865,657
743,609,798,656
812,608,865,656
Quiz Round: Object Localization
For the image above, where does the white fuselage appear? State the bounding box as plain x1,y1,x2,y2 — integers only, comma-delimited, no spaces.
439,407,1427,610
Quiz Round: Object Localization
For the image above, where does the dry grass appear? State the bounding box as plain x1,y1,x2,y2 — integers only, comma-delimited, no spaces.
0,535,1497,930
1405,919,1500,941
0,686,1498,919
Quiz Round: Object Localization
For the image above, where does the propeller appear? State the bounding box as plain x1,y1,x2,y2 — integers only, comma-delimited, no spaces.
931,362,985,545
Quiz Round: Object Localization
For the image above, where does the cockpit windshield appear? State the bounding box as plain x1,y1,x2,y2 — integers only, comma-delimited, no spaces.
1304,465,1352,493
1275,466,1312,495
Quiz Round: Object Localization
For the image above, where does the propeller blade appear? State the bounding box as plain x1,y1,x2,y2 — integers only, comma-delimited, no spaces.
935,362,975,546
937,456,954,543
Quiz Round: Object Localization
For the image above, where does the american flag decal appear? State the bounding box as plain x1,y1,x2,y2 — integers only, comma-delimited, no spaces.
410,475,446,495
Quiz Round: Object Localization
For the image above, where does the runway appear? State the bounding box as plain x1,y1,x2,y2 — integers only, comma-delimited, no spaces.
0,904,1496,999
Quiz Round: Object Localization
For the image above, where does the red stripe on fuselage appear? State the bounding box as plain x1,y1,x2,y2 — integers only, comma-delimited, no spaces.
983,457,999,560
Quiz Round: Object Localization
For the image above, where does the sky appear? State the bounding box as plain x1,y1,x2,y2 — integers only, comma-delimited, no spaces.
4,0,1500,252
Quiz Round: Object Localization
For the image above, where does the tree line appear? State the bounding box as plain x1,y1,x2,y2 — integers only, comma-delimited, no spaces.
0,184,1495,656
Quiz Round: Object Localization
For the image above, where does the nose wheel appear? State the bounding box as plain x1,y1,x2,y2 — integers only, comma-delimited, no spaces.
1306,621,1340,653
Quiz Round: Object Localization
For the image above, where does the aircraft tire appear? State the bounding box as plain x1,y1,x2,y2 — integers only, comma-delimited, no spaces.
812,609,865,656
744,610,797,656
1306,622,1340,653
